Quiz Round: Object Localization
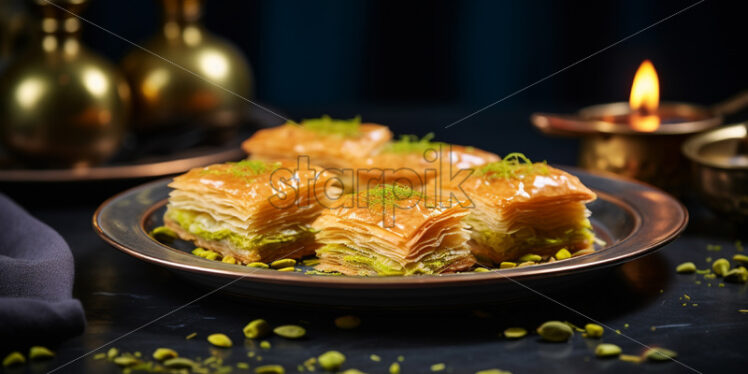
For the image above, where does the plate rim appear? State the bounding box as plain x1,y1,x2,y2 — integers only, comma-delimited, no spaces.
92,167,688,289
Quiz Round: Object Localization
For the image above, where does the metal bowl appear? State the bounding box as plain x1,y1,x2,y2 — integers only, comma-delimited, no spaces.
682,122,748,219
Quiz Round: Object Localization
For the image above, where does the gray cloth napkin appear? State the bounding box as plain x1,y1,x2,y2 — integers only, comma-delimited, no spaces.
0,193,85,347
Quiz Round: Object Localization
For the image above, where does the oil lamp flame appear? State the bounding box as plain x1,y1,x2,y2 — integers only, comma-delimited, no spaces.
629,60,660,132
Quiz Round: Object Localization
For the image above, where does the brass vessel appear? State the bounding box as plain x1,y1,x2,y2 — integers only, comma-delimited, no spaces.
0,0,130,167
122,0,253,132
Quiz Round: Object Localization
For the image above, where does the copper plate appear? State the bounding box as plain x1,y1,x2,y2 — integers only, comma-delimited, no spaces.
93,168,688,308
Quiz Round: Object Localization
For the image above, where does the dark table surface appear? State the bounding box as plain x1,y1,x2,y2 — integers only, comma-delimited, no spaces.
2,107,746,374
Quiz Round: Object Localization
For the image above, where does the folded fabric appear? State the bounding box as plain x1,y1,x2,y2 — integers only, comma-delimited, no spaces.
0,193,85,348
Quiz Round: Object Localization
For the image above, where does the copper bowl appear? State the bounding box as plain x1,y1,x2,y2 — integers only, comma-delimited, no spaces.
682,122,748,219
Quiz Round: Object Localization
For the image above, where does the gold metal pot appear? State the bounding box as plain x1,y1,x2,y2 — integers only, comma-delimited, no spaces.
0,0,131,168
122,0,253,132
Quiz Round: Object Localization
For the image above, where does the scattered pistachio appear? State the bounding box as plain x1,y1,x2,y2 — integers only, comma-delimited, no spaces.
204,251,221,261
397,355,405,362
739,309,748,313
537,321,574,342
519,254,542,262
675,262,696,274
2,352,25,367
389,362,401,374
260,341,271,349
594,344,622,358
564,321,585,332
93,353,106,360
271,259,296,269
163,357,196,369
517,261,535,267
555,248,571,260
341,370,366,374
192,247,207,257
149,226,177,243
186,332,197,340
712,258,730,276
335,315,361,330
318,351,346,371
733,254,748,264
244,319,272,339
273,325,306,339
29,346,54,360
503,327,527,339
623,323,629,329
644,347,677,362
113,356,139,367
153,348,178,361
475,370,511,374
431,363,446,371
736,240,744,252
724,267,748,283
370,354,381,362
706,244,722,251
134,351,141,358
255,364,285,374
474,267,490,272
584,323,604,339
619,354,643,363
237,362,250,369
277,267,296,272
107,347,119,360
207,333,233,348
499,262,516,269
303,258,321,266
248,262,270,269
222,256,237,264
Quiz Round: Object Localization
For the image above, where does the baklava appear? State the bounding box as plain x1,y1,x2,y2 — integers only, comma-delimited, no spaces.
312,184,475,275
436,153,597,264
164,159,338,263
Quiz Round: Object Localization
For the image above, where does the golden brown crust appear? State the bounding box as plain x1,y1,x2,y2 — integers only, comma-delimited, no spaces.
241,123,393,168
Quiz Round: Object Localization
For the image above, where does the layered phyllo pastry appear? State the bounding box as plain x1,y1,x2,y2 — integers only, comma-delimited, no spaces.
354,133,499,190
436,153,597,264
164,159,339,263
312,184,475,276
241,115,392,169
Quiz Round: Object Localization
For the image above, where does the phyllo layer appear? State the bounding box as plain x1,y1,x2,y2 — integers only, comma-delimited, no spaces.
436,153,598,264
312,184,475,275
354,133,499,189
241,115,392,169
164,159,338,263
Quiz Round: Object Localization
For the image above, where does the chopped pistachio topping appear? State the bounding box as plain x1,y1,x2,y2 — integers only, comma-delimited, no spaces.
619,354,643,363
389,362,401,374
149,226,177,243
107,347,119,360
271,258,297,269
370,354,381,362
113,356,138,367
382,132,446,154
733,254,748,264
2,352,25,367
724,267,748,283
430,363,446,372
499,261,517,269
519,253,542,262
318,351,346,371
164,357,196,369
255,364,285,374
29,346,54,360
361,184,422,210
299,115,361,137
186,332,197,340
712,258,730,276
260,341,271,349
475,369,512,374
248,262,270,269
503,327,527,339
555,248,572,260
93,353,106,360
244,319,272,339
584,323,604,339
595,343,622,358
537,321,573,342
477,153,549,180
675,262,696,274
207,333,233,348
273,325,306,339
152,348,178,361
